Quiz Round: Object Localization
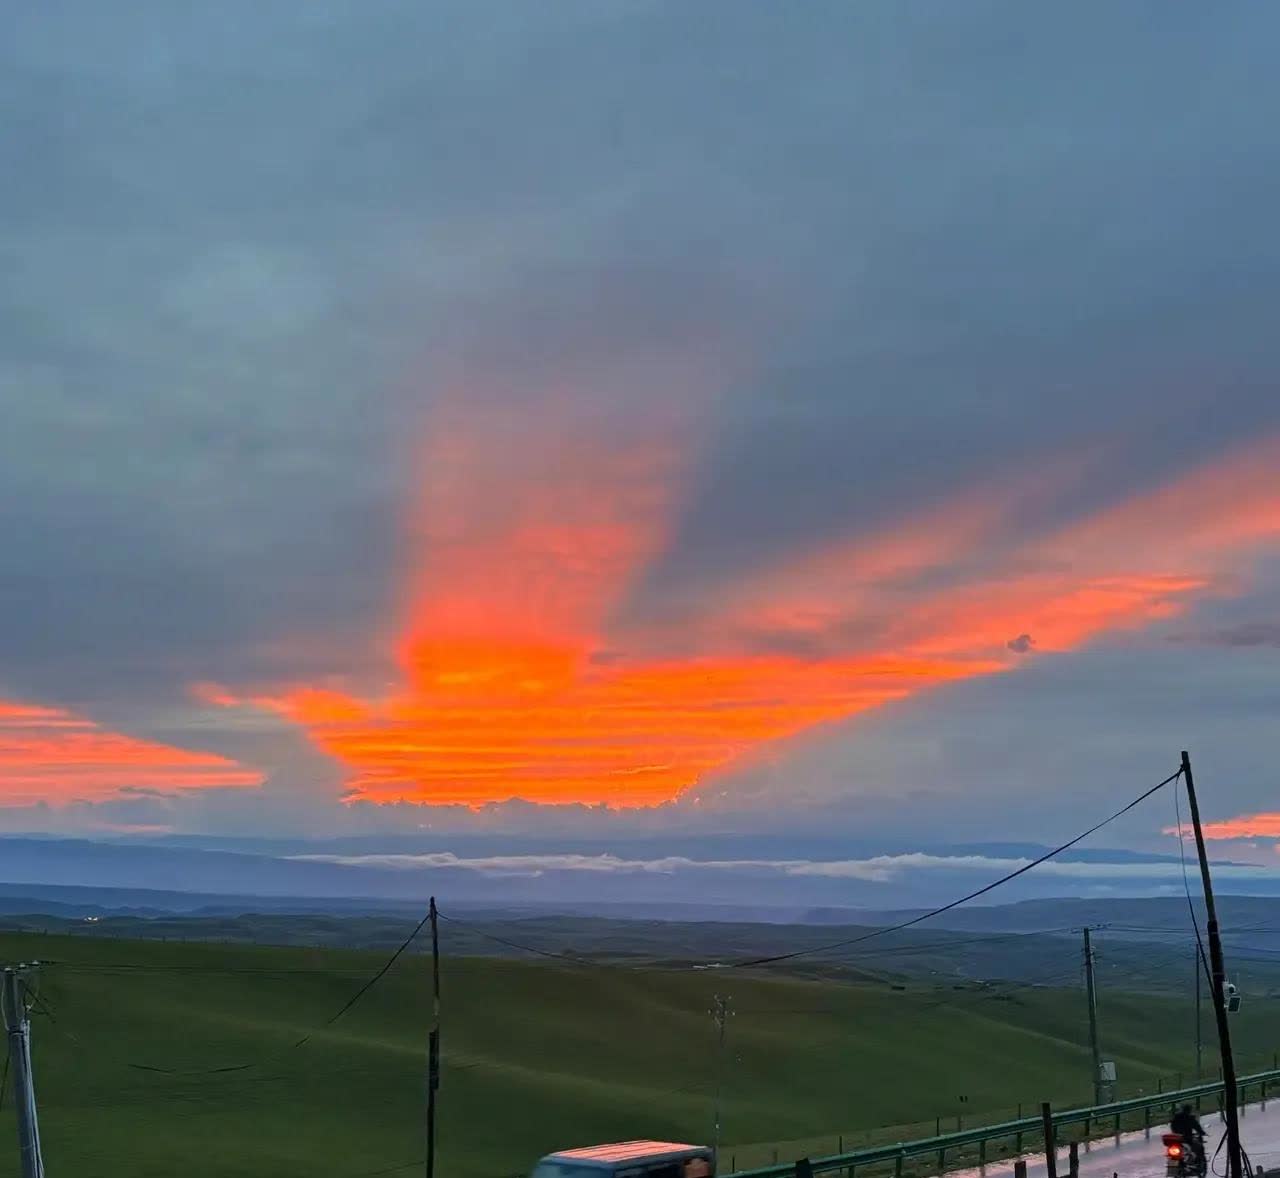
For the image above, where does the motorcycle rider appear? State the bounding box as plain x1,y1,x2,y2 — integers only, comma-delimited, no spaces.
1169,1104,1206,1171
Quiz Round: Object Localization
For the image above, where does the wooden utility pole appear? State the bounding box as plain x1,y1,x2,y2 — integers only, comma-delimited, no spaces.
1182,751,1243,1178
1084,928,1103,1106
2,966,45,1178
426,898,441,1178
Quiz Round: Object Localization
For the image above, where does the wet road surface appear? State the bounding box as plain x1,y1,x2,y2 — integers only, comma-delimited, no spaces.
948,1099,1280,1178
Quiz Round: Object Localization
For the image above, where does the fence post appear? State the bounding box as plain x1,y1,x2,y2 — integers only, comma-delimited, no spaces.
796,1160,813,1178
1144,1106,1151,1131
894,1153,904,1178
938,1146,946,1173
1041,1103,1058,1178
979,1137,987,1165
1014,1162,1028,1178
1069,1142,1079,1178
1114,1112,1121,1137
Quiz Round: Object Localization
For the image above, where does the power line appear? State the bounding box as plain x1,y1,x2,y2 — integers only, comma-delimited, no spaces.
126,906,433,1077
435,912,642,969
727,766,1183,969
842,925,1081,958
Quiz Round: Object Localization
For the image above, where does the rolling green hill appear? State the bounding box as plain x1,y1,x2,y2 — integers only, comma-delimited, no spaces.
7,907,1278,996
2,930,1278,1178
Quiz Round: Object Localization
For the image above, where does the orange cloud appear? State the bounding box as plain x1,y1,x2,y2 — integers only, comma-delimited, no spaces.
0,699,263,807
207,410,1280,809
1195,812,1280,840
232,651,998,807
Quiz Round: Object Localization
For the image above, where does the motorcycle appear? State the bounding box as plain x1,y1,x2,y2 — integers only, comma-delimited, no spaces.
1163,1132,1207,1178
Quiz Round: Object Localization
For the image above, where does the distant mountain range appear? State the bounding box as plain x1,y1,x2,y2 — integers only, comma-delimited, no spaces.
1,834,1278,923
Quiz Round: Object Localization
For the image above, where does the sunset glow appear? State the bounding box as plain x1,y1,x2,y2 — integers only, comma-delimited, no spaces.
1197,812,1280,840
198,396,1280,809
0,699,264,806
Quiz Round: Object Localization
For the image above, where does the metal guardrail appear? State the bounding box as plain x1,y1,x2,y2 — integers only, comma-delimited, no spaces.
729,1068,1280,1178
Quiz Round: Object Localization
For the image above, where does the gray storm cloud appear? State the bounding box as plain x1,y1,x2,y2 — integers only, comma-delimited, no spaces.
4,3,1280,841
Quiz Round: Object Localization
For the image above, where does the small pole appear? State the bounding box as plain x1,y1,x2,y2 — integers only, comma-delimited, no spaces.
711,994,733,1171
426,898,440,1178
1069,1141,1079,1178
1084,928,1103,1106
1195,950,1203,1082
1182,752,1243,1178
2,967,44,1178
1041,1102,1058,1178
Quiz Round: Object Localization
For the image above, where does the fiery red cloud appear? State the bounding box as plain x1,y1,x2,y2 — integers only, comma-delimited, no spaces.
0,699,263,807
197,384,1280,809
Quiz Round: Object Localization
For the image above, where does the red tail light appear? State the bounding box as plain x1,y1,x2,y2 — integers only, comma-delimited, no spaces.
1167,1145,1183,1159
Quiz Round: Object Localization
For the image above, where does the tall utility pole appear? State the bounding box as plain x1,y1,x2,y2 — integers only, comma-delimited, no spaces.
1083,928,1103,1106
711,994,733,1171
426,898,441,1178
1194,948,1203,1082
1182,751,1242,1178
2,966,45,1178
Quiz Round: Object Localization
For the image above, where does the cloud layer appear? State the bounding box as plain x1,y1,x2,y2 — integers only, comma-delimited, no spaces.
4,4,1280,840
289,848,1280,885
0,701,261,807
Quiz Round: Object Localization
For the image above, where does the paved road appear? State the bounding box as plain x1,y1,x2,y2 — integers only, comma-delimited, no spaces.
949,1100,1280,1178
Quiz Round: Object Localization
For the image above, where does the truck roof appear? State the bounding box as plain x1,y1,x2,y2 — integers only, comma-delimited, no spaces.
548,1141,710,1166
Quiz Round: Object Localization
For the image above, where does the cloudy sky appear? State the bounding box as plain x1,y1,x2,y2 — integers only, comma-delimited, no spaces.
3,2,1280,873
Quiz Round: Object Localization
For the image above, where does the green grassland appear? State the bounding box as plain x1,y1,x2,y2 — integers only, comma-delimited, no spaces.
2,930,1278,1178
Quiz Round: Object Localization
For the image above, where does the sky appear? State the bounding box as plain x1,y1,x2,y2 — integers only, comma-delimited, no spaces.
3,2,1280,886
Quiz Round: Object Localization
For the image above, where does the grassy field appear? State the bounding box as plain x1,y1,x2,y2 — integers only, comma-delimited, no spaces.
2,930,1279,1178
